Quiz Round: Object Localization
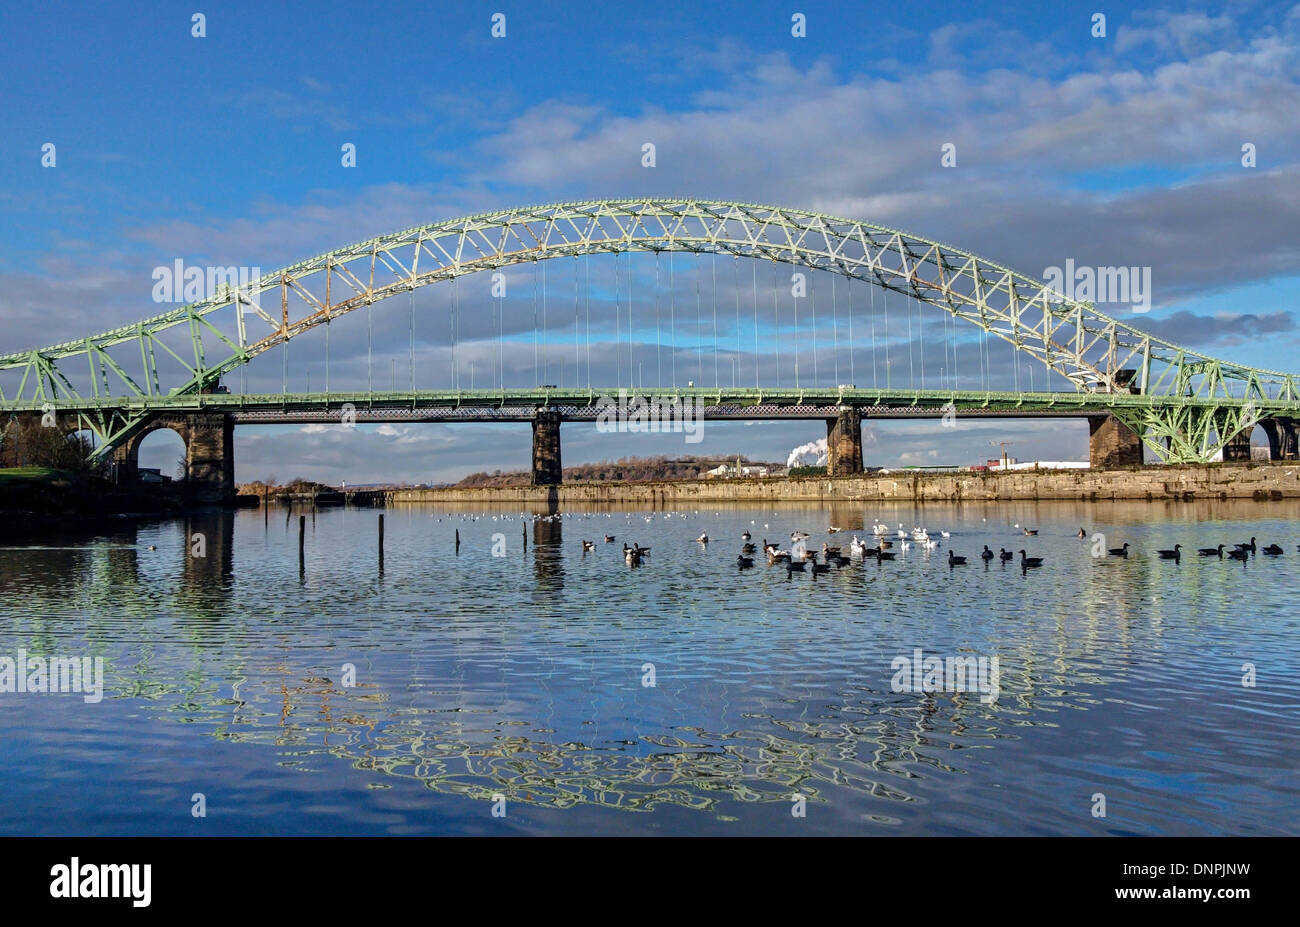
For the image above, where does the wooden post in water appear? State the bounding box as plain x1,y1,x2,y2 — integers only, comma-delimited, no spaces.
455,528,460,554
378,514,385,570
523,520,528,552
298,515,306,571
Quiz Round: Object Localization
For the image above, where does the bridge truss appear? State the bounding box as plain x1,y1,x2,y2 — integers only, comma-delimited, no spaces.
2,199,1296,463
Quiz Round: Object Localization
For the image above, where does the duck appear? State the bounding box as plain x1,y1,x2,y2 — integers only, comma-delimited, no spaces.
810,555,831,575
880,540,894,549
922,538,939,550
741,542,757,554
1023,528,1039,536
1262,544,1284,555
827,526,841,534
581,540,595,552
768,549,791,563
741,530,751,541
1019,550,1044,568
900,539,911,551
849,537,868,558
696,533,709,543
1108,542,1130,557
999,548,1013,562
981,545,994,561
791,531,810,542
876,551,897,561
1156,544,1182,560
822,543,842,558
624,547,643,566
763,539,778,555
1077,527,1087,538
737,555,754,569
830,554,851,567
1197,544,1224,557
1227,547,1249,561
940,531,951,538
604,535,616,543
1234,537,1257,553
948,550,967,566
786,559,807,573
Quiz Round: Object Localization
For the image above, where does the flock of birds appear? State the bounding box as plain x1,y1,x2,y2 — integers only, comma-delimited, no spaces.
577,519,1292,574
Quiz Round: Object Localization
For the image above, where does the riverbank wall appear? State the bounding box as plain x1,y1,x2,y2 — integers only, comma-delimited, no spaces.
389,463,1300,506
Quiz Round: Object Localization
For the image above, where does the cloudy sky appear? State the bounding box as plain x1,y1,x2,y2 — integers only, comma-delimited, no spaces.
3,1,1298,483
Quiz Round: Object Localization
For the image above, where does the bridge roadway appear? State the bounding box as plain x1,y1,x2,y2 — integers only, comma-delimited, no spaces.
12,386,1299,502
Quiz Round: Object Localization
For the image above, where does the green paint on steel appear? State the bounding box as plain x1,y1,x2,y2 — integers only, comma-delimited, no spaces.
2,199,1297,463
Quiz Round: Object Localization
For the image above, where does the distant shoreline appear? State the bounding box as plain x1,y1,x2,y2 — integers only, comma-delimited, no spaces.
389,463,1300,505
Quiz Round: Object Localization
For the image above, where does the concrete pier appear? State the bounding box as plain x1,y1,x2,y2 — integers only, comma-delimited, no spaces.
531,409,563,485
826,407,864,476
1087,414,1143,468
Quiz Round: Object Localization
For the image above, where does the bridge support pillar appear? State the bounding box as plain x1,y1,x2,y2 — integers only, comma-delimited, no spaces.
186,413,235,504
532,410,563,485
1088,414,1142,469
826,407,864,476
1222,427,1254,462
1261,418,1300,460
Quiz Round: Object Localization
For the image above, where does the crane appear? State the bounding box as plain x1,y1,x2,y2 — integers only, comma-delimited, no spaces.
989,441,1015,470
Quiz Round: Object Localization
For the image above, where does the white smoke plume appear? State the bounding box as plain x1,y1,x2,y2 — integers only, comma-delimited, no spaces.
787,438,828,468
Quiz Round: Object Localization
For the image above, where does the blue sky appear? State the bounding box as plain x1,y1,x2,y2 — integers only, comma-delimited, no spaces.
3,0,1299,482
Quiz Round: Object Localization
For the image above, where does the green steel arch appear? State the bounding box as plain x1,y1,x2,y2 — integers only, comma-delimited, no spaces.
2,198,1297,462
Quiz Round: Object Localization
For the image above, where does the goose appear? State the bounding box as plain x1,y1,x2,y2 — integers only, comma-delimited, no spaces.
1019,550,1044,568
737,555,754,568
827,526,841,534
880,540,894,549
1227,547,1249,561
741,530,751,541
822,543,842,557
981,545,994,561
1077,527,1087,538
922,538,939,550
1234,537,1257,553
810,556,831,575
1108,542,1130,557
1197,544,1224,557
763,539,779,555
849,537,869,558
786,559,807,573
742,542,757,554
876,551,897,561
624,547,643,566
791,531,810,541
1023,528,1039,536
948,550,967,566
1262,544,1284,555
830,554,851,567
581,540,595,552
604,535,616,543
768,549,792,563
1156,544,1182,560
696,533,709,543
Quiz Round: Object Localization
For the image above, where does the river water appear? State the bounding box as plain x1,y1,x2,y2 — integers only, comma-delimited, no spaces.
1,499,1297,836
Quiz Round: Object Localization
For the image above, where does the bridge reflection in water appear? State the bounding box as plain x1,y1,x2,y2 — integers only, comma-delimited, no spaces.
4,498,1299,833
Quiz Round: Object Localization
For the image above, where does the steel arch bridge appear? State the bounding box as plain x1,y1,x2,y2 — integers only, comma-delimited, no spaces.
2,198,1298,471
